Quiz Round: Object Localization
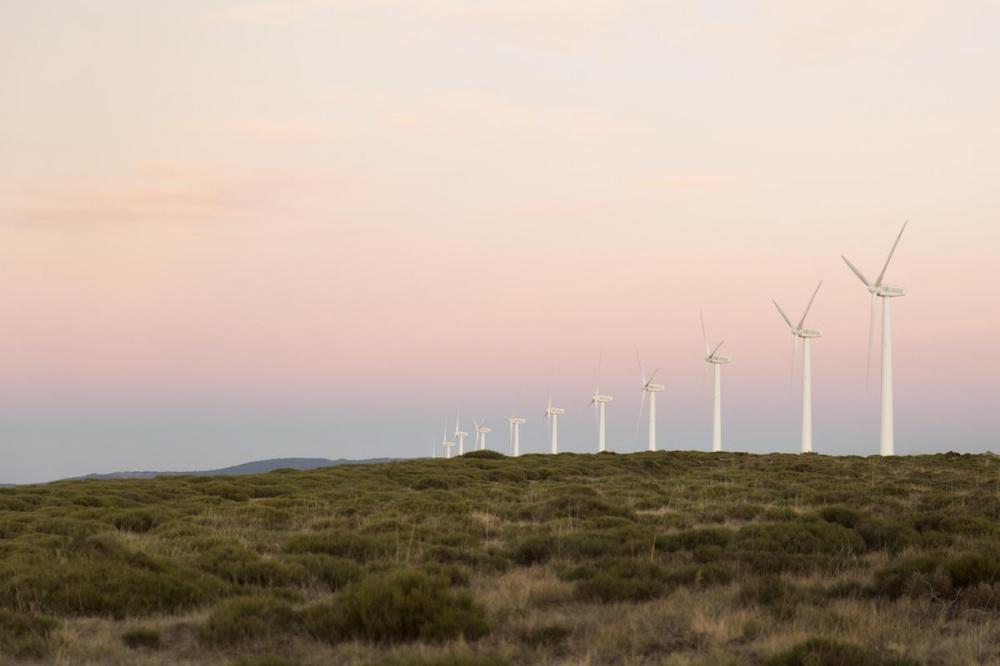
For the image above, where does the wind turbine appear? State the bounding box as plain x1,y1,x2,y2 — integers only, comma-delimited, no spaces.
773,281,823,454
544,397,565,454
701,312,731,452
441,427,455,459
453,412,468,456
842,221,908,456
505,415,525,456
473,420,491,451
636,351,664,452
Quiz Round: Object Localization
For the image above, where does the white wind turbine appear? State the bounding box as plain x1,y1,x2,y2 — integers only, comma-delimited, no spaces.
505,415,525,456
773,281,823,454
473,419,491,451
842,222,908,456
701,312,731,452
544,396,565,454
441,427,455,459
453,412,468,456
636,351,664,452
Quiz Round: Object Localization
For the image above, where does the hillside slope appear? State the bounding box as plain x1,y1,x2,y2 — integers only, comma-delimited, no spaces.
0,451,997,665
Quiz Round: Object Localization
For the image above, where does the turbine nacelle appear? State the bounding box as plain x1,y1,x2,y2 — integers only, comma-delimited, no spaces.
474,425,491,434
545,407,565,416
454,430,469,438
705,354,731,364
591,395,614,403
506,417,526,425
874,284,906,297
796,328,822,338
643,383,665,392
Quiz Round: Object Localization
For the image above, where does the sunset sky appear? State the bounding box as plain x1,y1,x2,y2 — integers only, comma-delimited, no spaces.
2,1,999,483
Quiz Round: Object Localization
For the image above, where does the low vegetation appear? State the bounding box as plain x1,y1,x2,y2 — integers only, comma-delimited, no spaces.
0,450,998,664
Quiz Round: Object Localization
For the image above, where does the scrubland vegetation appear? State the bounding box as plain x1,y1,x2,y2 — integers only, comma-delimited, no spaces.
0,450,998,665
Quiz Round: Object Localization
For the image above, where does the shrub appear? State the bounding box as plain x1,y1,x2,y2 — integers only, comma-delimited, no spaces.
290,554,364,590
738,576,801,619
110,510,160,533
512,536,555,566
518,623,572,647
232,657,301,666
196,545,307,588
121,627,161,649
869,556,948,600
284,530,395,562
0,609,57,659
573,559,669,603
764,637,919,666
303,569,489,643
200,596,302,646
945,552,1000,588
668,563,732,588
854,519,918,554
818,506,862,529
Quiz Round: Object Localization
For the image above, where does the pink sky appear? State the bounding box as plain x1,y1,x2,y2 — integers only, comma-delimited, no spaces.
1,1,999,482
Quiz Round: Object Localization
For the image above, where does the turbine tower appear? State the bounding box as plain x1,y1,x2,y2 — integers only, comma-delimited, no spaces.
441,427,455,459
505,416,525,456
453,412,468,456
473,420,491,451
773,281,823,454
544,397,565,454
588,391,614,452
636,351,664,452
701,312,731,452
842,222,908,456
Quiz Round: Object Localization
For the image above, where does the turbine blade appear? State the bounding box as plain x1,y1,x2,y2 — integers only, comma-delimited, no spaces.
875,221,907,287
710,339,725,357
866,293,876,386
842,256,872,287
700,310,710,355
797,280,823,330
647,368,659,386
635,348,646,386
773,300,794,330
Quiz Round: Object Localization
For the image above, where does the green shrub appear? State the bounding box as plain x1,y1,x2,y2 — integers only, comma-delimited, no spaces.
232,656,301,666
573,559,669,603
945,552,1000,588
121,626,161,649
378,654,508,666
854,519,918,554
200,595,302,646
303,569,489,643
738,576,801,619
290,554,364,590
518,623,572,648
0,609,57,659
110,510,160,533
668,563,732,588
512,536,555,566
818,506,862,529
764,637,919,666
284,530,395,562
196,545,307,588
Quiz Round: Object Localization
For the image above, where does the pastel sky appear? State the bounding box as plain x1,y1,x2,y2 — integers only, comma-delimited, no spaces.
2,1,999,483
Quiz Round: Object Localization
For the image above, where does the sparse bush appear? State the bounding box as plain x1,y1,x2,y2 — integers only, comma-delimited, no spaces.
764,637,919,666
303,569,489,643
121,626,161,649
738,576,801,618
573,558,669,603
200,595,302,646
818,506,862,529
0,609,57,659
512,536,555,566
110,510,160,533
290,554,364,590
518,623,572,648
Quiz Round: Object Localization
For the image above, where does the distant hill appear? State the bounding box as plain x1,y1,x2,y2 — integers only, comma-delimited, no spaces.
70,457,397,481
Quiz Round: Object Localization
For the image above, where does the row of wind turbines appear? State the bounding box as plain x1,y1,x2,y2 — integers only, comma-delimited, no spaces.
435,223,909,460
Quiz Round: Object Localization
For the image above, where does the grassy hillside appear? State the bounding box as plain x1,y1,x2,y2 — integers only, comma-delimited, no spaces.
0,451,998,665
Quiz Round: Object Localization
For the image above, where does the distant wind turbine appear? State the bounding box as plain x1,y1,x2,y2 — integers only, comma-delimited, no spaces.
773,281,823,454
636,351,664,452
842,221,908,456
544,396,565,454
701,312,731,452
473,419,491,451
505,415,525,456
453,412,468,456
441,427,455,459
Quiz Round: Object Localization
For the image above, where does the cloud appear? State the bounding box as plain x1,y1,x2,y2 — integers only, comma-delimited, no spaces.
0,162,292,228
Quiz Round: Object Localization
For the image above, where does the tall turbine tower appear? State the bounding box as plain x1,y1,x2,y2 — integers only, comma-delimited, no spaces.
701,312,731,452
544,397,565,454
842,222,908,456
473,420,491,450
441,427,455,459
636,351,664,451
588,391,614,452
505,416,525,456
453,413,468,456
773,281,823,454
